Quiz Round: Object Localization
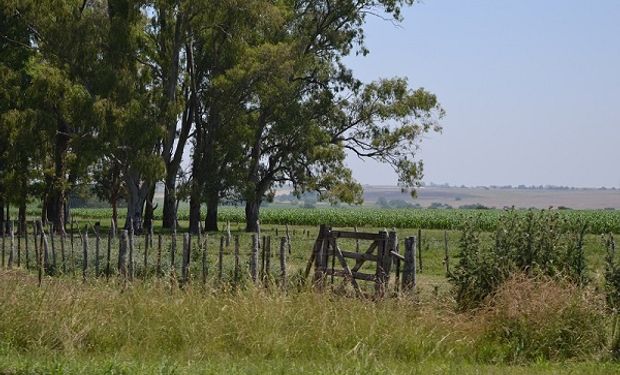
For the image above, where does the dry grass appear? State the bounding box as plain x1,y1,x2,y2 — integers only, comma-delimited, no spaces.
469,274,608,363
0,270,617,373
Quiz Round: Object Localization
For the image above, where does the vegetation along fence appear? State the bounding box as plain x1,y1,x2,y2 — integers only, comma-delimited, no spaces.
0,220,420,297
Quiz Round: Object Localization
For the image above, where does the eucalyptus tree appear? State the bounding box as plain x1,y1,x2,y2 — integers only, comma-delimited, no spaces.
185,0,284,233
0,0,109,232
141,0,195,229
231,0,443,231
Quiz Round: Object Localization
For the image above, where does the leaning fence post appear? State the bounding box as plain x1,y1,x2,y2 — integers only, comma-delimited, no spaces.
250,234,259,284
279,236,287,290
402,236,417,291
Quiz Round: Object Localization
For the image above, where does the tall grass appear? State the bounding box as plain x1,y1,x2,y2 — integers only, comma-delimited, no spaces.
0,270,618,373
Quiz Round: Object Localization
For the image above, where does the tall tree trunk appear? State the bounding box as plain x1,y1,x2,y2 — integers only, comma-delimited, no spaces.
124,168,149,234
245,198,260,233
143,184,156,231
47,119,70,233
162,169,177,228
205,190,219,232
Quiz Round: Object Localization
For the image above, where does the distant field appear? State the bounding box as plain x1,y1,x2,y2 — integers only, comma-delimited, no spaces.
359,185,620,210
66,206,620,234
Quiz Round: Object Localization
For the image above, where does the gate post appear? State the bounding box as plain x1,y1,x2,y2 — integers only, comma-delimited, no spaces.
402,236,417,291
375,230,389,297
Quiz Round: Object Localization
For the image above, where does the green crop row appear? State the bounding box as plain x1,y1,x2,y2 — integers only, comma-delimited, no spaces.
60,206,620,234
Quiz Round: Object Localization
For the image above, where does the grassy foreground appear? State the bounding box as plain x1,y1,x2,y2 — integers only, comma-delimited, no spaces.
0,270,619,374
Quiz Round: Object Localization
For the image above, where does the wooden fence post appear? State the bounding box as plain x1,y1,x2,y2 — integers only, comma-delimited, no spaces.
250,234,259,284
279,236,287,289
143,230,149,278
69,221,75,276
417,229,423,272
285,224,292,255
60,232,66,274
40,222,50,275
402,236,417,291
444,230,450,276
94,225,100,277
233,235,240,283
118,230,129,281
1,231,5,268
375,230,389,298
170,229,177,277
17,224,21,268
260,235,266,279
226,221,231,247
37,221,44,286
181,233,190,286
309,225,330,289
128,222,134,281
218,236,224,281
82,229,89,282
157,233,162,277
25,224,29,269
202,234,208,285
49,224,57,273
106,228,112,280
265,236,272,283
7,222,14,269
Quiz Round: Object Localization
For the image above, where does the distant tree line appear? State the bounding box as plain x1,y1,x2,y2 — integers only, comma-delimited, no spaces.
0,0,443,234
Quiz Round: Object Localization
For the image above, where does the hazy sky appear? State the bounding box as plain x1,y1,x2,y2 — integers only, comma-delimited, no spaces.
345,0,620,188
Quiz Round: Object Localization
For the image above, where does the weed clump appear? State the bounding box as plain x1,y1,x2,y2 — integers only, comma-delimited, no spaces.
473,275,607,363
449,208,589,310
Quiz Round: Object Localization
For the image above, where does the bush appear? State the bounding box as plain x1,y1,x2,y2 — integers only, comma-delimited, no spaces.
474,275,607,363
449,209,589,310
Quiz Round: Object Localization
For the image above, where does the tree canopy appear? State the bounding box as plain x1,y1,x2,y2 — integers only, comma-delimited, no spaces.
0,0,443,233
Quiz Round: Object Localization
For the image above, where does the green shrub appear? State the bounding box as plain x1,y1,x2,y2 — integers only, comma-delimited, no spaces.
474,275,607,363
449,209,589,310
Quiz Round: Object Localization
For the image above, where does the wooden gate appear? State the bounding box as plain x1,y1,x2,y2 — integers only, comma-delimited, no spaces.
305,225,414,298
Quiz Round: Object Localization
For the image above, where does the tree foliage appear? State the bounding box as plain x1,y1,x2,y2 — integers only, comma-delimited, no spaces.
0,0,442,232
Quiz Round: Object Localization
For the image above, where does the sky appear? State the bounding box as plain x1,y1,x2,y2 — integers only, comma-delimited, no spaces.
345,0,620,188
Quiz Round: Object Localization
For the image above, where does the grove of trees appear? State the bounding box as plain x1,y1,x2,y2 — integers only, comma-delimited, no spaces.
0,0,443,234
